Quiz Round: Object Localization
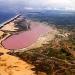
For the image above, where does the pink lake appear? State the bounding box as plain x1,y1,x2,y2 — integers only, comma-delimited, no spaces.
2,22,49,50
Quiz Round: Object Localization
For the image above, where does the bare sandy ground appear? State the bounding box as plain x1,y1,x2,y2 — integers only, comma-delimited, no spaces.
0,47,36,75
0,31,4,36
0,47,9,54
0,22,19,31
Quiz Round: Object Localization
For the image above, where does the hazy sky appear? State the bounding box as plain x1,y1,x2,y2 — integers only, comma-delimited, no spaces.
0,0,75,11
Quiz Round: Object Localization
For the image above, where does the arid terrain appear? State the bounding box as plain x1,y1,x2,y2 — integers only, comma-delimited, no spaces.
0,14,75,75
1,0,75,74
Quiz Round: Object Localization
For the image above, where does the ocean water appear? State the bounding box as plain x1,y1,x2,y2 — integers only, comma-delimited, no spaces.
0,10,75,26
25,10,75,26
0,12,16,24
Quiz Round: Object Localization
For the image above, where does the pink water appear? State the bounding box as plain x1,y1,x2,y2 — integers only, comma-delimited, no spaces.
2,23,49,50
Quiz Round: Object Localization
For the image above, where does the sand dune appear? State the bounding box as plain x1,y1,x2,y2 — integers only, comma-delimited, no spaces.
0,47,36,75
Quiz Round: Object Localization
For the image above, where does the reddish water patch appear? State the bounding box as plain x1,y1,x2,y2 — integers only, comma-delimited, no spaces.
2,23,49,50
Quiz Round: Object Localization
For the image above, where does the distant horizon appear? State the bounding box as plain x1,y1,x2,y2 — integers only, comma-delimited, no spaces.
0,0,75,13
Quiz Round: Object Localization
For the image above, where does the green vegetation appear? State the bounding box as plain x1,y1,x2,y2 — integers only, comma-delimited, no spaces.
8,34,75,75
8,25,75,75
